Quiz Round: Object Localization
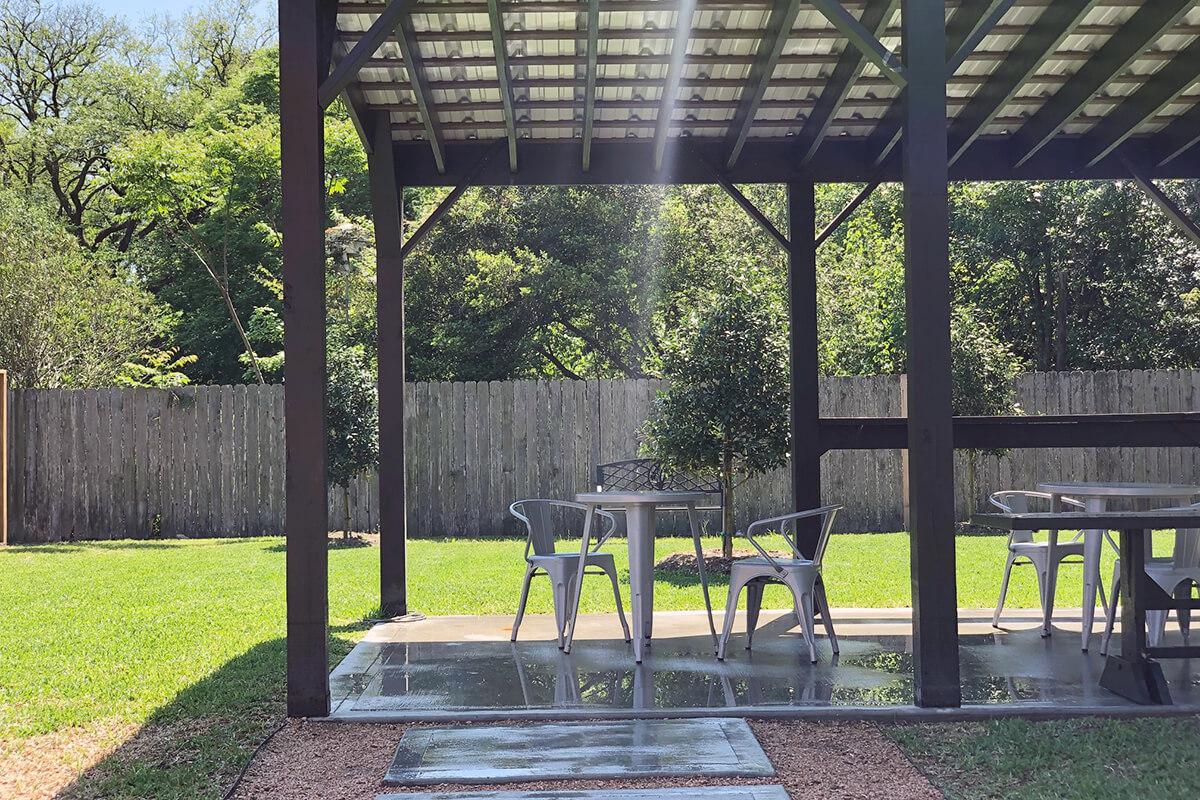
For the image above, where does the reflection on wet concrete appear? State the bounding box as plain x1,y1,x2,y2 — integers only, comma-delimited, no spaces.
331,617,1200,717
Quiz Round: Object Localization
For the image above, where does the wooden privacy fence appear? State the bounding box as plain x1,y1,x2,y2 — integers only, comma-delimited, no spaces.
4,370,1200,544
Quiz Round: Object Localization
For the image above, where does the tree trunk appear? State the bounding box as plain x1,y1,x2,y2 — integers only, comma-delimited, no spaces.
1055,270,1069,370
721,447,735,559
342,484,352,540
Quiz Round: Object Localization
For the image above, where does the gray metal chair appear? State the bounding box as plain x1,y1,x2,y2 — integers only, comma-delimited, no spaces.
717,505,843,664
989,490,1091,628
509,499,631,648
1101,501,1200,655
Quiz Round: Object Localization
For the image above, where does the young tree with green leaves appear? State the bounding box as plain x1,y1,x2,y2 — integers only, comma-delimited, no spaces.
641,285,790,558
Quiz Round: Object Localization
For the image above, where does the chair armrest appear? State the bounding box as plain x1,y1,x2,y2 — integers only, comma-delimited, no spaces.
744,505,844,565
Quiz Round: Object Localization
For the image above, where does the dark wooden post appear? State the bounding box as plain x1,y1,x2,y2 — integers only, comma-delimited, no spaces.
280,0,330,717
901,0,961,708
787,180,822,555
371,112,409,618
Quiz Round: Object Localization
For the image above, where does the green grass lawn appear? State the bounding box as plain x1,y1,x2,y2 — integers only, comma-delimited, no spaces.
0,533,1192,799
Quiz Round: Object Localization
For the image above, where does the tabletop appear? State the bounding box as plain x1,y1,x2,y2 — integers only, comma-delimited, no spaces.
575,491,712,506
973,510,1200,531
1036,481,1200,499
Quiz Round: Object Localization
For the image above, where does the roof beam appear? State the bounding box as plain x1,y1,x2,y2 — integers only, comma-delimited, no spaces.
582,0,600,171
806,0,905,88
1148,102,1200,167
947,0,1097,165
320,0,413,109
486,0,519,171
1011,0,1193,167
794,0,897,166
1084,37,1200,167
653,0,697,172
1123,154,1200,247
394,10,446,173
862,0,1015,168
724,0,803,169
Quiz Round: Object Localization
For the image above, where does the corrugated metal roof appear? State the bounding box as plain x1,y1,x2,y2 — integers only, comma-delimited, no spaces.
334,0,1200,168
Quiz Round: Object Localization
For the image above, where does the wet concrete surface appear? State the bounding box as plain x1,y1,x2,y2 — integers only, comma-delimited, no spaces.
331,610,1200,719
383,719,774,785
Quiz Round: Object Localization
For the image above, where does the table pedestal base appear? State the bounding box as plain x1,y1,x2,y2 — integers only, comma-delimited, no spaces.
1100,656,1172,705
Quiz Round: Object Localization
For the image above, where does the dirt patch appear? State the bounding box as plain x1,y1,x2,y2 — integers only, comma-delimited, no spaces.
231,719,941,800
0,719,139,800
329,533,378,549
656,549,793,576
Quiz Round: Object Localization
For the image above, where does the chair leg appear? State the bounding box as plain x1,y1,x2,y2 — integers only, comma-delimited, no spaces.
993,551,1017,628
718,573,750,661
552,577,569,650
512,565,535,642
795,590,818,664
815,578,838,654
1101,561,1121,657
601,560,632,643
745,581,764,651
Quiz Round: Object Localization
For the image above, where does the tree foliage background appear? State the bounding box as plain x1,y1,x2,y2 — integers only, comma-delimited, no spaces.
0,0,1197,397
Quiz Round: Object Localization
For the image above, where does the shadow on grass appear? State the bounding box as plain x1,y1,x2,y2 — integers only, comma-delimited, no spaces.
8,539,265,555
49,631,362,800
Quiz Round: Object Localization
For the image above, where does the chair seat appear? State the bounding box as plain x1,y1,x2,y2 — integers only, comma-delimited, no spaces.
731,557,817,578
529,552,615,566
1010,540,1085,556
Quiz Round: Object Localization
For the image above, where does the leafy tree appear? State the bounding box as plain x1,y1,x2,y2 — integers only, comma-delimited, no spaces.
641,285,790,558
326,328,378,539
0,187,180,387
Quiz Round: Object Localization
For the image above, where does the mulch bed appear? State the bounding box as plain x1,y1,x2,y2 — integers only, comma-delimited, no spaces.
656,549,794,577
230,719,941,800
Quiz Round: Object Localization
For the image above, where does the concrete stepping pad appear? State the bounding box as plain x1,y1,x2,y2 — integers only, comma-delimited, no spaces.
384,719,775,786
379,788,790,799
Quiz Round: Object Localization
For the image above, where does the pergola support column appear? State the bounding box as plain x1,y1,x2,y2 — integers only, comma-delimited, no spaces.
901,0,961,708
787,179,821,555
371,113,409,618
281,0,331,718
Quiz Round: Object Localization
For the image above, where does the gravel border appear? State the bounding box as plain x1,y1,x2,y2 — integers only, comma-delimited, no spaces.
231,719,941,800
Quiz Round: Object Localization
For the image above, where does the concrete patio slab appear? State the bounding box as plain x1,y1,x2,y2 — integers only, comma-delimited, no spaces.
383,719,775,786
331,607,1200,721
378,787,791,800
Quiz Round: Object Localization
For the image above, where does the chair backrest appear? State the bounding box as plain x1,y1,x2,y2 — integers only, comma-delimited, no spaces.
509,499,616,557
744,505,843,569
989,490,1084,543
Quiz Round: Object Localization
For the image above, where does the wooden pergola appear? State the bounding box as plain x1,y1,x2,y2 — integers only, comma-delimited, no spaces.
279,0,1200,717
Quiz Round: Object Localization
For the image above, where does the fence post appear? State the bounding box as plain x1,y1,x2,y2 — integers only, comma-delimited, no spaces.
1,370,6,546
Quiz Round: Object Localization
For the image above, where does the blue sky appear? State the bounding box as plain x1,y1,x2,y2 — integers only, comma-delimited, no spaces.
96,0,269,21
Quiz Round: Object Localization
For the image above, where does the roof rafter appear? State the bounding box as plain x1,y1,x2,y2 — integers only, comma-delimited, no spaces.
394,10,446,173
862,0,1016,168
806,0,905,88
1148,102,1200,167
653,0,697,172
724,0,803,169
794,0,897,166
1084,37,1200,167
320,0,413,109
486,0,519,171
946,0,1098,165
1011,0,1193,167
582,0,600,171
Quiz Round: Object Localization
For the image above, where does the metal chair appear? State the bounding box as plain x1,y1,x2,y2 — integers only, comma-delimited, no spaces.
509,499,631,648
1101,502,1200,655
717,505,843,664
989,490,1093,628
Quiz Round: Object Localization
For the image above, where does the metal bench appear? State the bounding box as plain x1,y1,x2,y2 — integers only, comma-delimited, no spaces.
594,458,724,532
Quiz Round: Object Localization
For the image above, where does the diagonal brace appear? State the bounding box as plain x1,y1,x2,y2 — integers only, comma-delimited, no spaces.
807,0,906,88
400,142,504,258
1123,155,1200,248
320,0,414,109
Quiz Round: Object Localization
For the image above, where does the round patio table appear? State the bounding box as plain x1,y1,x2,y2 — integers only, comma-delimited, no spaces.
1035,481,1200,650
564,491,718,663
